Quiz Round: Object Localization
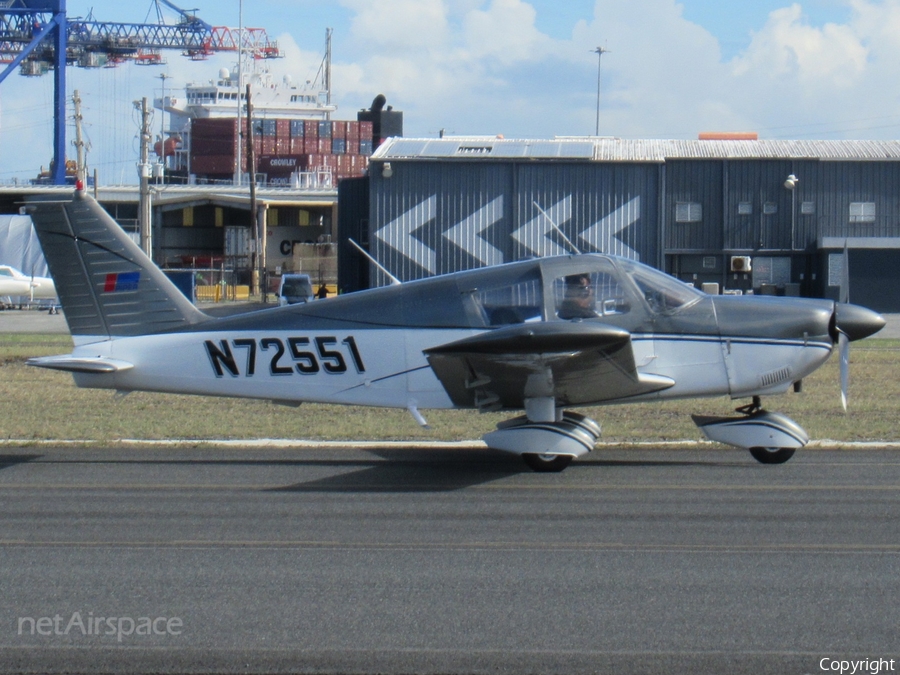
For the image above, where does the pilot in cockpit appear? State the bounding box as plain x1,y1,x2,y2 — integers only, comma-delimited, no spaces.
557,273,599,320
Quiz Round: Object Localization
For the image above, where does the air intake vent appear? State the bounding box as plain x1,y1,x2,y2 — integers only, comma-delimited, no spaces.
760,367,792,388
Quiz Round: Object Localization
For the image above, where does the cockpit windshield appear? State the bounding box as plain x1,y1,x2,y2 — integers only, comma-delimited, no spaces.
618,259,703,314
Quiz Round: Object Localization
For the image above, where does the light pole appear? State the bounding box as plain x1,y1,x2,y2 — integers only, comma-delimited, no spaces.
784,173,798,251
592,46,609,136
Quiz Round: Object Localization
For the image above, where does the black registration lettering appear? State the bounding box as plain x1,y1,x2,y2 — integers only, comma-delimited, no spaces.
288,337,319,374
232,338,257,376
205,340,239,377
260,338,292,375
205,335,365,377
315,337,347,374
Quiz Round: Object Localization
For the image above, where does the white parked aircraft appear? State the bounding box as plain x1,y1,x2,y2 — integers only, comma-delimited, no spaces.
0,264,56,301
24,188,885,471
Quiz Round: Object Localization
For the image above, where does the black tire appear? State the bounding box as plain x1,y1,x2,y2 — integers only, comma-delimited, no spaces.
522,453,573,472
749,447,796,464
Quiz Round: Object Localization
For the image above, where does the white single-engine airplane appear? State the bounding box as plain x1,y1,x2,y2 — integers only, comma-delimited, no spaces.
24,188,885,471
0,264,56,301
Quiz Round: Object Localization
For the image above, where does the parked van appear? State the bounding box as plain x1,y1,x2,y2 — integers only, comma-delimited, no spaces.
278,274,313,306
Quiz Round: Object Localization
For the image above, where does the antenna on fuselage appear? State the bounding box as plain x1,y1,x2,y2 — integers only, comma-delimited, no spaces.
347,238,402,286
533,201,581,255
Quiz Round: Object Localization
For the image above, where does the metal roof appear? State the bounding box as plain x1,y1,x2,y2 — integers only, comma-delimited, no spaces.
372,137,900,162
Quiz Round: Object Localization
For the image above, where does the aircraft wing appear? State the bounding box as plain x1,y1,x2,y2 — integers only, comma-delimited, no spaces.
424,322,674,410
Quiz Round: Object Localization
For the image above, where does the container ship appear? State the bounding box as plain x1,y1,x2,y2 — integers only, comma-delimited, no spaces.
155,65,400,187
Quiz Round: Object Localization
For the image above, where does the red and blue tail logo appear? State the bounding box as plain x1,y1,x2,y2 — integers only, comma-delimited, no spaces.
103,271,140,293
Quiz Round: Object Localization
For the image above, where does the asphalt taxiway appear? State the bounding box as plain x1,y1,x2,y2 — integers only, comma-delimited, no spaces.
1,444,899,674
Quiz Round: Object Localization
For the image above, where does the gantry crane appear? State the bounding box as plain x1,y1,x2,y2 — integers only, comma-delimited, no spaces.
0,0,281,184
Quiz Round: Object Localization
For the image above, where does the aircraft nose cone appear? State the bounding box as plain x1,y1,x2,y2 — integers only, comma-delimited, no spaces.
834,303,886,342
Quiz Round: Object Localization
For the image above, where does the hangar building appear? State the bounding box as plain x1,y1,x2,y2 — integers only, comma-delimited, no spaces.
338,137,900,312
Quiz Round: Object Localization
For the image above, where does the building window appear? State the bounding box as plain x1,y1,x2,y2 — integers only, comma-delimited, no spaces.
675,202,702,223
849,202,876,223
737,201,752,215
763,202,777,215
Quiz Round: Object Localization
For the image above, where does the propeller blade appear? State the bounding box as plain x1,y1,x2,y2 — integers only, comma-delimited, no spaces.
839,331,849,412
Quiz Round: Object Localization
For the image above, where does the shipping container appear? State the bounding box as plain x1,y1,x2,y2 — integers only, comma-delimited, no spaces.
290,120,305,137
190,154,236,175
332,138,346,155
276,119,290,138
304,120,319,138
332,120,347,140
261,119,277,137
317,121,332,138
290,137,304,154
346,121,360,141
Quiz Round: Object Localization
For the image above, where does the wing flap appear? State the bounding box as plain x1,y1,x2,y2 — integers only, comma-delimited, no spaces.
424,322,673,410
27,355,134,374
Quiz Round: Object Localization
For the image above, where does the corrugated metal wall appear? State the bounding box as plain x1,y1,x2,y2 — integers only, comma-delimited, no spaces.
369,161,658,282
663,160,723,252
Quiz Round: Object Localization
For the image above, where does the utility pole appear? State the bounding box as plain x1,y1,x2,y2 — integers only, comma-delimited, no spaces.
72,90,86,186
247,84,262,298
157,72,170,182
592,46,609,136
135,97,153,258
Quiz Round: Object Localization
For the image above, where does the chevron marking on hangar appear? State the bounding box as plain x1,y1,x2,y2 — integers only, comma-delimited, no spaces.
375,196,437,274
580,196,641,261
443,196,505,266
512,196,573,258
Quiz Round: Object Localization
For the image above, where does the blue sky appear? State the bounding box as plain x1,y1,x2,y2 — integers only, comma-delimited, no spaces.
1,1,899,182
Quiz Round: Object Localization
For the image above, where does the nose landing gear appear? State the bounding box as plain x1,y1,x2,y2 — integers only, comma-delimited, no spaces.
692,397,809,464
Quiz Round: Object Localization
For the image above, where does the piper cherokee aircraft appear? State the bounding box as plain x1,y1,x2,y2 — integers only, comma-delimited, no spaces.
23,187,885,471
0,264,56,301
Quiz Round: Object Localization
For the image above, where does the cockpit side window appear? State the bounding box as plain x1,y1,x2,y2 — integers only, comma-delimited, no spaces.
468,272,543,326
620,260,702,314
553,265,632,321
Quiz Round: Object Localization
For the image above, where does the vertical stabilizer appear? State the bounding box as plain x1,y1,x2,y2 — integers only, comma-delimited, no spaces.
25,190,209,338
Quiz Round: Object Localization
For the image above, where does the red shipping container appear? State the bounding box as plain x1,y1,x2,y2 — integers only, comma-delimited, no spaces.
303,137,318,154
276,119,290,138
346,121,360,140
290,137,304,154
275,138,290,155
262,138,276,154
359,120,373,137
317,138,331,154
191,154,236,175
304,120,319,138
346,139,359,155
332,120,347,140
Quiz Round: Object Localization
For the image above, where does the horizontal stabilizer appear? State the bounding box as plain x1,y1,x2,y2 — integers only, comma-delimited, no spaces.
27,355,134,374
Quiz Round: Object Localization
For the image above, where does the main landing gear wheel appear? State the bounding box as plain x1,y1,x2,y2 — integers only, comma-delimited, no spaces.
522,453,573,473
749,447,796,464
